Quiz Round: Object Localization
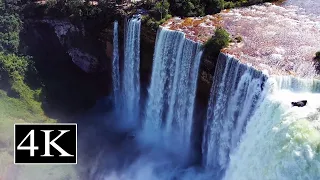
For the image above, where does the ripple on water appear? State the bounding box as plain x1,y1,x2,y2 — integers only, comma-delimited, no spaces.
162,2,320,78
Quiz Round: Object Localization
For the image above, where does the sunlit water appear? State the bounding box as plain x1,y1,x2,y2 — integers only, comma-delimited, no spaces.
202,55,266,176
224,77,320,180
144,28,202,159
282,0,320,16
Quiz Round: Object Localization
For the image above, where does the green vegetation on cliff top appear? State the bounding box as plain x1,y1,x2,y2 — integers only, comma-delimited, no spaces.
203,27,231,59
169,0,276,17
141,0,276,33
0,0,49,122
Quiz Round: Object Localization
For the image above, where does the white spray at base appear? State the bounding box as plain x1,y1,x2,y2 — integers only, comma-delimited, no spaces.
224,77,320,180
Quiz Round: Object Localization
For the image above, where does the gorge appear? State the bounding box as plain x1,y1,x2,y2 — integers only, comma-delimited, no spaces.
1,1,320,180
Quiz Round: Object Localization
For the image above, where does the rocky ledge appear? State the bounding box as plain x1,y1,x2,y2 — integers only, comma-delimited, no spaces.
162,2,320,79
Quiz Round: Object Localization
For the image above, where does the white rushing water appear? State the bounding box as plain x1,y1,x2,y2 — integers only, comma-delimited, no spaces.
224,76,320,180
112,21,121,112
122,17,141,125
143,28,203,158
202,54,267,173
202,53,320,179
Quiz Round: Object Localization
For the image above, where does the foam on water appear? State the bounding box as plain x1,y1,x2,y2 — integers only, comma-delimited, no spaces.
224,77,320,180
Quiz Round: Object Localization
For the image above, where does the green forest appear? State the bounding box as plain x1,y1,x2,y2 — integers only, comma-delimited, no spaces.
0,0,50,121
169,0,275,16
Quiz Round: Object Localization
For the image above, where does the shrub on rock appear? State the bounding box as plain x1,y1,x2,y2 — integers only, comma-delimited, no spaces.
203,27,231,58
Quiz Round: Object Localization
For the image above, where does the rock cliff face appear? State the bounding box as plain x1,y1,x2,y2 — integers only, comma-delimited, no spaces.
140,23,157,94
22,1,320,114
21,14,212,112
39,19,107,73
21,19,110,115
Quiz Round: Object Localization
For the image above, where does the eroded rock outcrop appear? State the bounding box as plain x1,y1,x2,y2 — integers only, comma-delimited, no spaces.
40,19,102,73
21,19,110,114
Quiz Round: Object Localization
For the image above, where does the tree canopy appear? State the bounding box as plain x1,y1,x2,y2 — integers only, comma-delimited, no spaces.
0,0,21,53
169,0,275,17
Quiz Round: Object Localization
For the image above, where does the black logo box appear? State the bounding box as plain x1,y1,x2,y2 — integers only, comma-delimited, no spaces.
14,123,77,164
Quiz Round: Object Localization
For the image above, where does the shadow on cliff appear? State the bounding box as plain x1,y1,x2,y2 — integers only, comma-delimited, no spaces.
315,59,320,75
20,21,110,119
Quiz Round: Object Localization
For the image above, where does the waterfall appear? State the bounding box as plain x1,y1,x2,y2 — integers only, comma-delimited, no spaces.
202,54,267,173
122,17,141,124
202,53,320,179
224,77,320,180
112,21,120,109
94,17,320,180
144,28,203,157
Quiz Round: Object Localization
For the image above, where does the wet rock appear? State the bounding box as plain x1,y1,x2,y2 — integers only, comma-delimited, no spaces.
291,100,307,107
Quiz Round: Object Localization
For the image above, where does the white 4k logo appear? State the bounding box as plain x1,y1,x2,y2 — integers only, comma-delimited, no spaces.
17,130,74,157
17,130,38,156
